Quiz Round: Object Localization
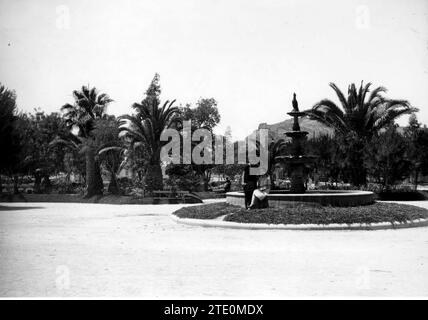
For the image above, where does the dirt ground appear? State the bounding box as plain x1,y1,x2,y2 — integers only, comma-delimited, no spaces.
1,200,428,297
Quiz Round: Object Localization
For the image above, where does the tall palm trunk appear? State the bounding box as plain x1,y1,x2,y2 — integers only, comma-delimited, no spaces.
13,174,19,194
33,171,42,193
414,170,419,191
144,149,163,192
145,163,163,192
107,170,120,194
84,147,103,197
41,174,52,192
350,161,367,187
202,170,211,191
344,135,367,187
95,159,104,192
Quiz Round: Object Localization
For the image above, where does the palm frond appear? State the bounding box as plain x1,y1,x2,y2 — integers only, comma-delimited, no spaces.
329,82,349,112
49,136,79,151
368,86,387,103
98,146,124,155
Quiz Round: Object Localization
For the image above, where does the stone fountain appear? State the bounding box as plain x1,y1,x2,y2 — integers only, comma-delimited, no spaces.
226,93,375,208
275,93,316,193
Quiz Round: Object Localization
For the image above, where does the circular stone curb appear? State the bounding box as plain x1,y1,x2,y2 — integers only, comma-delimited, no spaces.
226,190,375,208
170,214,428,231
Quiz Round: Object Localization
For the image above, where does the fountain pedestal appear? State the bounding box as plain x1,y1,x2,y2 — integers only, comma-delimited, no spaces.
289,161,306,193
275,94,315,193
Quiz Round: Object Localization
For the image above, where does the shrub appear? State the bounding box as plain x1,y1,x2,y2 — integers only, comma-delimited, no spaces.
55,181,84,194
378,190,427,201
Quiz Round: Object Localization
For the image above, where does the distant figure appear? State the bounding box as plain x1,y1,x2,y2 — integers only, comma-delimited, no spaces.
313,171,320,187
241,164,257,209
224,177,231,193
292,93,299,111
248,174,271,209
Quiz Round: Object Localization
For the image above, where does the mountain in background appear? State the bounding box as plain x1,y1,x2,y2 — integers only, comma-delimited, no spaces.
232,117,333,160
249,116,334,142
234,117,409,159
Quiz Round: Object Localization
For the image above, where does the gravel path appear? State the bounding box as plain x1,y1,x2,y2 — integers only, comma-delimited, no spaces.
1,200,428,297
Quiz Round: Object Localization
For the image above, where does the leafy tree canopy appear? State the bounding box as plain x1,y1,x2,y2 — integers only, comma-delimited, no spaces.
0,84,20,174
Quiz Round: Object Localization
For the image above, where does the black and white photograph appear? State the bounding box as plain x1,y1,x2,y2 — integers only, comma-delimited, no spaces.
1,0,428,304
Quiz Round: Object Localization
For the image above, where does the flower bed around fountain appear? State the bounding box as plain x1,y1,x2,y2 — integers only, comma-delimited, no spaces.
171,202,428,230
226,190,375,207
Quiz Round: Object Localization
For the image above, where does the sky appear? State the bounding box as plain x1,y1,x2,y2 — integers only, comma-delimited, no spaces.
0,0,427,140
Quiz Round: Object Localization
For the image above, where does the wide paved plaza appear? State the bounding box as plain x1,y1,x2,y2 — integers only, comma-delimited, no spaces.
1,200,428,297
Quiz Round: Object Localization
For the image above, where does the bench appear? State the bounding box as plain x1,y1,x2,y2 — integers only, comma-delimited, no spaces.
212,184,232,193
211,186,226,193
152,190,191,204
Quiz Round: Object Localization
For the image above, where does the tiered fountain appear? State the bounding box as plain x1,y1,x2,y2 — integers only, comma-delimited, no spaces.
226,93,375,207
275,93,316,193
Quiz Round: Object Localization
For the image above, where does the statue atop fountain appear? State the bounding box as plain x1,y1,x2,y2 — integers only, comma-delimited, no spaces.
292,93,299,111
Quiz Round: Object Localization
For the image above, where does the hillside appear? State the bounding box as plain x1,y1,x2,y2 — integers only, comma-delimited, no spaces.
233,117,333,160
251,117,334,142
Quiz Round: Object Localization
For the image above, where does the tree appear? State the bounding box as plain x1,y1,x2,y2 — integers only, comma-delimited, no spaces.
165,163,201,192
166,98,221,191
405,115,428,190
305,134,343,184
63,150,85,185
118,138,150,185
365,125,411,190
305,81,417,186
181,98,221,190
248,136,294,188
144,73,161,106
264,138,289,187
96,116,124,194
0,84,21,193
180,98,220,131
119,74,179,192
211,127,244,181
54,86,113,197
16,111,67,193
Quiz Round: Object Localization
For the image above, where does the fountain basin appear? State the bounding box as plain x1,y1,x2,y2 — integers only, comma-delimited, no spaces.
226,190,375,207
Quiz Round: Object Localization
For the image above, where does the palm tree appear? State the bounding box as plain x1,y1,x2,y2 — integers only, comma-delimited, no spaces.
97,145,124,194
266,139,288,187
119,99,179,192
305,81,417,186
54,86,113,197
94,117,124,195
252,138,288,188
